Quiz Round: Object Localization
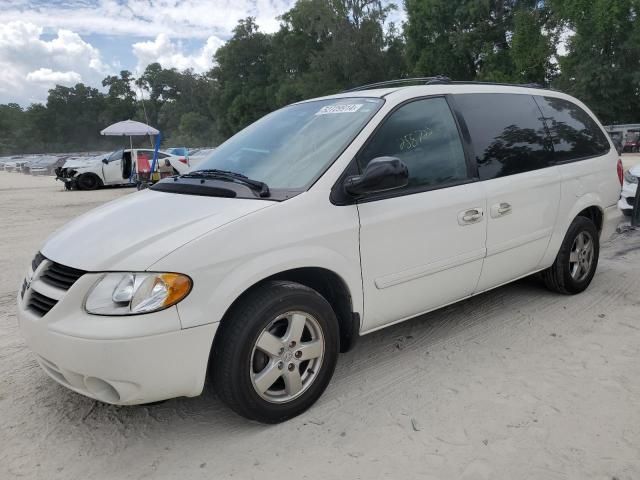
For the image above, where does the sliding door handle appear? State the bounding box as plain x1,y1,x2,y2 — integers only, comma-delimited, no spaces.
490,202,512,218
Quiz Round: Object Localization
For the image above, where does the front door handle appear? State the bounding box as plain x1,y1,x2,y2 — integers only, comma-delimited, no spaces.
490,202,512,218
458,207,484,226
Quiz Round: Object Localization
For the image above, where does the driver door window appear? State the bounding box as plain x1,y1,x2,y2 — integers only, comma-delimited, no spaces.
357,97,469,192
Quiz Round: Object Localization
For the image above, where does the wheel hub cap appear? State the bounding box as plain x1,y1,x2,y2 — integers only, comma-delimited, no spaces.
250,311,325,404
569,231,594,282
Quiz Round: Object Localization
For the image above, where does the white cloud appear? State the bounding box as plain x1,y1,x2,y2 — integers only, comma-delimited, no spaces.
0,0,401,105
26,68,82,84
0,21,110,104
132,34,224,73
0,0,297,40
0,0,302,105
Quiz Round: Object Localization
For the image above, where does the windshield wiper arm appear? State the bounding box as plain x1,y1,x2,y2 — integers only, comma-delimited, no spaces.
181,169,270,197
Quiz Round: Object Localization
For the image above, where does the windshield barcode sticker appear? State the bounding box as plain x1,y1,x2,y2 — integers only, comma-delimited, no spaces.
316,104,363,115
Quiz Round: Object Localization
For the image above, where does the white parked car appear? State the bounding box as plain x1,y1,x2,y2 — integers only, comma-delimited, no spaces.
618,163,639,215
55,149,177,189
185,148,216,170
18,81,622,423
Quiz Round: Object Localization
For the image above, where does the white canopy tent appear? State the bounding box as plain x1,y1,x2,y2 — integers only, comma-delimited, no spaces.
100,119,159,136
100,119,159,151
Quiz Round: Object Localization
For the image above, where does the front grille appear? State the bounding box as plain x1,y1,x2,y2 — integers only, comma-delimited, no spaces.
27,290,58,317
31,252,45,272
40,262,85,290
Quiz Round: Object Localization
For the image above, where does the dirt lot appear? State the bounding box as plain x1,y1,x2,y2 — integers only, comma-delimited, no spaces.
1,170,640,480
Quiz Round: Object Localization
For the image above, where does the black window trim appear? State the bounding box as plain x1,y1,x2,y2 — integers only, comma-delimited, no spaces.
532,95,612,165
330,94,478,206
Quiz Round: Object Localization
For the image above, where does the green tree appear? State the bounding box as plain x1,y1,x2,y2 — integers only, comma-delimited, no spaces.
404,0,555,83
271,0,403,101
102,70,137,123
550,0,640,123
510,7,556,84
0,103,27,153
210,18,274,136
45,83,106,151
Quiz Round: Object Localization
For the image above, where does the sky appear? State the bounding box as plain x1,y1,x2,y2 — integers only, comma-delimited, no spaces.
0,0,325,106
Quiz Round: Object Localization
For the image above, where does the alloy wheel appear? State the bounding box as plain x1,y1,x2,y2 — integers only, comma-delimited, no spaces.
569,231,594,282
250,311,325,403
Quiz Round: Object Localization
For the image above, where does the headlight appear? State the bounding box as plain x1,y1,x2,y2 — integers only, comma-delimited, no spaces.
85,272,192,315
624,170,638,184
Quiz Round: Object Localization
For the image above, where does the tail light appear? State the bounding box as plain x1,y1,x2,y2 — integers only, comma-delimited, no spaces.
178,157,188,164
617,158,624,186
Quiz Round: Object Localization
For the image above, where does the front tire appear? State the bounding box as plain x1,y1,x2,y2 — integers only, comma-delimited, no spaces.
211,281,339,423
77,173,102,190
542,216,599,294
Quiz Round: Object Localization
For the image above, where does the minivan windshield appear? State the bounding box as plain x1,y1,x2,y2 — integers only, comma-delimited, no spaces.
195,98,383,189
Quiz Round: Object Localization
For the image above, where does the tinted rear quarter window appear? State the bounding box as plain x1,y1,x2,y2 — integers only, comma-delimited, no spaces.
534,96,610,162
455,93,552,180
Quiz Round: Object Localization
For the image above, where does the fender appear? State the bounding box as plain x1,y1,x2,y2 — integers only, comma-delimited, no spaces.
172,245,363,329
538,191,604,268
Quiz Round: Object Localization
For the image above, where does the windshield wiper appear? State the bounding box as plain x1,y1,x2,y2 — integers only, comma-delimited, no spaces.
181,169,270,197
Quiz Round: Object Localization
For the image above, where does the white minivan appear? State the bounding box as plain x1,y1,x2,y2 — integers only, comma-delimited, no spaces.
18,81,622,423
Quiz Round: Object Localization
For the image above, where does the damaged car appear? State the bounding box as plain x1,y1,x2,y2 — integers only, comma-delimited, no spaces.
55,149,177,190
618,163,640,216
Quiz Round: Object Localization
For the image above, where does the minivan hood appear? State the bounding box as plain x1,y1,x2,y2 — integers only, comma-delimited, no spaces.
41,190,273,271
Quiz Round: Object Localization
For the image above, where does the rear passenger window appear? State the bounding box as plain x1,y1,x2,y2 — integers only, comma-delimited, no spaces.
455,93,552,180
357,97,468,190
534,96,610,162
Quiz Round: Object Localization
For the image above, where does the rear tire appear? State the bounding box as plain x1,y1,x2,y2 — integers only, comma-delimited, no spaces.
77,173,102,190
211,281,339,423
542,216,599,294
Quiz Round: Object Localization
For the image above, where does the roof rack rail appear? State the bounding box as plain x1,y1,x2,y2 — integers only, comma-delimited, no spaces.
343,77,549,92
451,80,547,89
343,76,452,92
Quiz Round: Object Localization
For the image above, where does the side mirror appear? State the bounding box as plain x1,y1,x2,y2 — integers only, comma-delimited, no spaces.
102,158,108,164
344,157,409,196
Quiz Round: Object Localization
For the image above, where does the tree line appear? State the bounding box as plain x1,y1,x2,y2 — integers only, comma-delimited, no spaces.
1,0,639,155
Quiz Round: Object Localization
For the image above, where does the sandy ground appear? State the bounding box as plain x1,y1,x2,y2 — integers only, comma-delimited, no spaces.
621,152,640,170
1,169,640,480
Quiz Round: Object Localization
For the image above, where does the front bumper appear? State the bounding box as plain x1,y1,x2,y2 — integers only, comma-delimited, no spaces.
18,265,218,405
617,180,637,213
602,204,623,241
